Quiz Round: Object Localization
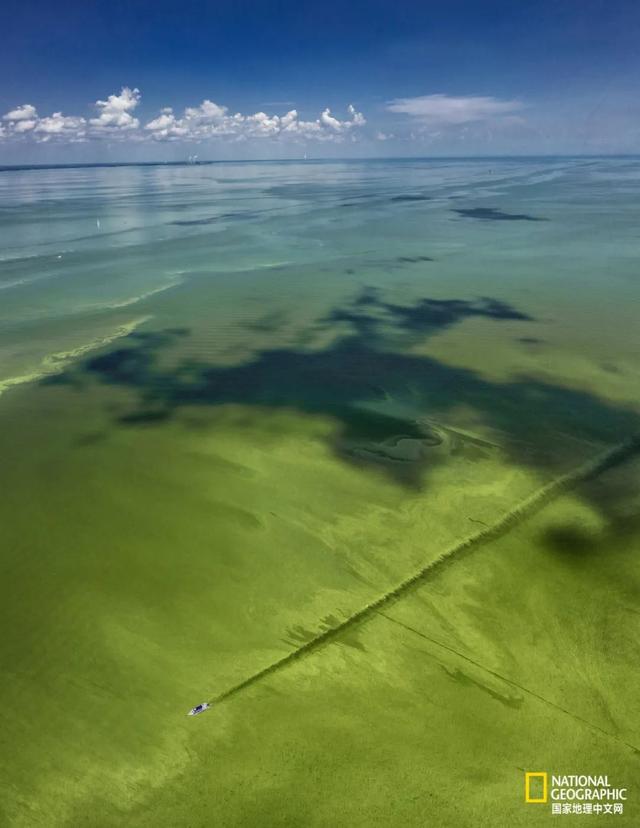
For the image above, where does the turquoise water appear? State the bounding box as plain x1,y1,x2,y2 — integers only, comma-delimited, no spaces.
1,158,638,404
1,158,639,825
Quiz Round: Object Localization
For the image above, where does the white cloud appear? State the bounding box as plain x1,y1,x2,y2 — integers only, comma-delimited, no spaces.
14,119,38,133
3,103,38,121
144,100,366,142
386,94,523,126
34,112,87,141
89,87,141,132
348,104,366,126
1,89,366,145
319,105,365,132
184,100,228,123
143,108,189,141
1,88,141,142
320,108,343,131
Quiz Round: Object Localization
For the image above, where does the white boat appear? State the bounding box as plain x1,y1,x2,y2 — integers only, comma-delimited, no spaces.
187,702,211,716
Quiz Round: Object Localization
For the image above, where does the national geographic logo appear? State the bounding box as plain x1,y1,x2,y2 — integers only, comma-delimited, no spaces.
524,772,628,816
525,772,548,804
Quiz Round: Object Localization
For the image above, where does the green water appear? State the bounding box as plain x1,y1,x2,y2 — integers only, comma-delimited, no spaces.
0,158,638,825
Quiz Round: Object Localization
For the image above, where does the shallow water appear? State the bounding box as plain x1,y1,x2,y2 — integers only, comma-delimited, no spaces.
0,158,639,825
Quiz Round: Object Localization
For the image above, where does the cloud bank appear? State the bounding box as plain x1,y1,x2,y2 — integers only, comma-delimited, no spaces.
1,87,366,144
386,94,523,126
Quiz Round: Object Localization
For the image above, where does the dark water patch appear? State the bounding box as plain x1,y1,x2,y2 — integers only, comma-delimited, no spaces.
170,217,218,226
128,328,189,345
170,211,258,227
390,194,431,202
91,338,633,482
600,362,621,375
453,207,547,222
86,348,155,385
117,409,171,425
379,295,532,336
41,371,86,389
320,306,383,339
352,286,379,306
542,466,640,565
543,525,599,558
346,432,443,471
366,383,388,399
220,211,260,221
320,291,531,344
84,328,189,388
333,411,440,482
334,408,426,445
59,290,640,487
478,298,532,321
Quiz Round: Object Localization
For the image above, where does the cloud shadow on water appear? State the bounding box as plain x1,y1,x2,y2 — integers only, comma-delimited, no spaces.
453,207,547,222
53,289,639,488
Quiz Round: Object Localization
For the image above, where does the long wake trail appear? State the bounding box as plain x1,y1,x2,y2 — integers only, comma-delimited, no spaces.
207,433,640,707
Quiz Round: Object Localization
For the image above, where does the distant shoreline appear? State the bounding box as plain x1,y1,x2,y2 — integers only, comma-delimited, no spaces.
1,154,639,174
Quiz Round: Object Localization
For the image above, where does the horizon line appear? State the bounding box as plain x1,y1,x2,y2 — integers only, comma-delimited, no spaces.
1,153,639,173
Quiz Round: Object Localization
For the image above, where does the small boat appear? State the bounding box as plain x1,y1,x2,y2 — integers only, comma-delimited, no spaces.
188,702,211,716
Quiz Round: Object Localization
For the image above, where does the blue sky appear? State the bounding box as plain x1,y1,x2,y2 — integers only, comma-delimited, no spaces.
1,0,639,161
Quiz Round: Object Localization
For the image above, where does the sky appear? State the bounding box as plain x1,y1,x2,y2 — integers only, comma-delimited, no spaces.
1,0,639,162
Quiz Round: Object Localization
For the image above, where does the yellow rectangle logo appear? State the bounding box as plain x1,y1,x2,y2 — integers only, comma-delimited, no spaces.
525,772,548,803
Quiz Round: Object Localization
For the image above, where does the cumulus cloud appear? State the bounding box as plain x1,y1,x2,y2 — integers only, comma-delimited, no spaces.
89,87,141,132
13,119,38,133
143,108,189,140
1,103,86,142
320,108,342,130
144,100,365,142
386,94,523,126
1,89,366,145
184,99,228,123
35,113,87,141
347,104,366,126
3,103,38,121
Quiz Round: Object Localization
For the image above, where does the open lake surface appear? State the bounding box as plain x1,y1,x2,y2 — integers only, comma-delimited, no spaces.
1,158,639,825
